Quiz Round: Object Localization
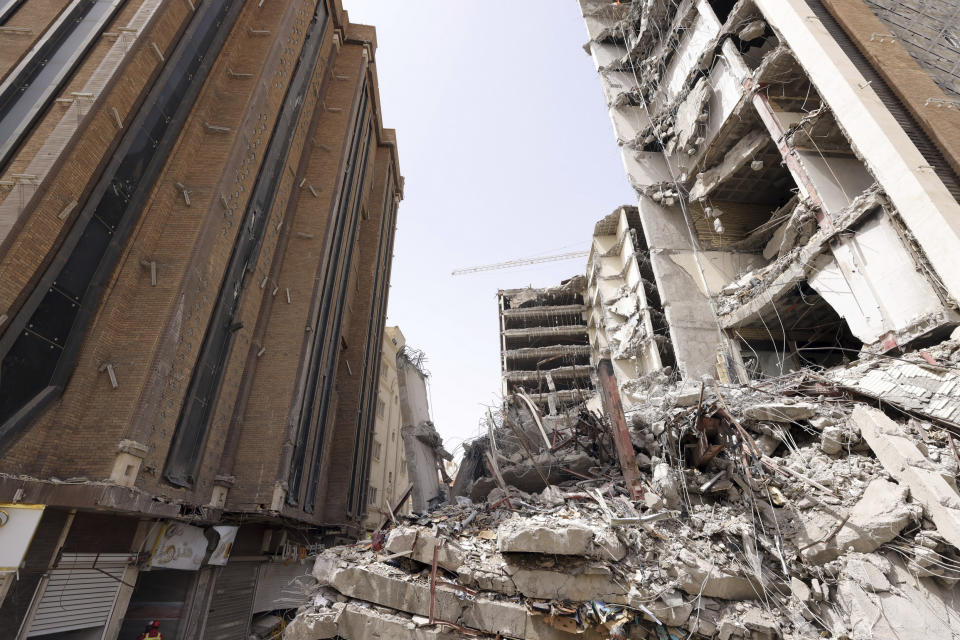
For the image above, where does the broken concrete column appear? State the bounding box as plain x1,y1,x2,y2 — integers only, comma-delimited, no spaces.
853,406,960,550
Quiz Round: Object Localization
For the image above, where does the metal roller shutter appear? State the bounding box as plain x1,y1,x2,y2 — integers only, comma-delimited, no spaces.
253,562,314,613
203,562,260,640
28,553,131,636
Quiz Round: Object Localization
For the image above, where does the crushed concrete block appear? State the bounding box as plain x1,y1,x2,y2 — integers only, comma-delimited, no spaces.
611,295,638,317
743,402,816,422
669,386,702,407
652,462,682,509
808,415,836,431
497,517,626,560
538,485,565,506
799,479,913,562
385,527,464,572
756,434,780,457
738,19,766,41
837,554,959,640
636,588,692,626
854,406,960,550
791,577,811,604
673,549,760,600
821,425,844,455
843,553,891,593
284,603,343,639
742,607,780,638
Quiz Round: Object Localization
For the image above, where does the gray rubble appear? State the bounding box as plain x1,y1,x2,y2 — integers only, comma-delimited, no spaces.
286,338,960,639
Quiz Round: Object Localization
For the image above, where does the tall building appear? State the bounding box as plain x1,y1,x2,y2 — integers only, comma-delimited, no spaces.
361,326,410,532
0,1,400,638
395,343,451,514
580,0,960,392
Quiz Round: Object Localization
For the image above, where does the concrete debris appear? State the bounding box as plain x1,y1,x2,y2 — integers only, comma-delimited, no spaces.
854,405,960,550
286,338,960,639
742,402,816,422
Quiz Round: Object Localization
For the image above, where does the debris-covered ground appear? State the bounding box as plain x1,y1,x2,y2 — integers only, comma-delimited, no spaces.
285,336,960,640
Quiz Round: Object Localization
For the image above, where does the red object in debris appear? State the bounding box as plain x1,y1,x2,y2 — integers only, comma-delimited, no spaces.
920,350,939,366
371,530,386,552
881,334,898,352
597,359,645,501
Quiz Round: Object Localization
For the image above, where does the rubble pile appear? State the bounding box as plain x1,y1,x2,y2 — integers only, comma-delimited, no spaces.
286,339,960,640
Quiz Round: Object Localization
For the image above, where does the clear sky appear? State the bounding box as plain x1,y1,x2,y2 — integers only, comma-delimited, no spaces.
345,1,636,457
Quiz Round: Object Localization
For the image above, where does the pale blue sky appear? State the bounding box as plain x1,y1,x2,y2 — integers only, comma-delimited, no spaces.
345,1,635,456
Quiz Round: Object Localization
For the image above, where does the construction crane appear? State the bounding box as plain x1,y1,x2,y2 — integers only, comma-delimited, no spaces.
451,250,589,276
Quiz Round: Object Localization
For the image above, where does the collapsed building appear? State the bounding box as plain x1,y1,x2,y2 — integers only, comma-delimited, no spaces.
587,206,676,404
579,0,960,395
282,0,960,638
396,344,453,514
287,328,960,640
499,279,594,414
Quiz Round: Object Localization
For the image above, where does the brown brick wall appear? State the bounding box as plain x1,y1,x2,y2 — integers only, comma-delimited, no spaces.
0,1,402,533
320,144,392,525
0,0,152,183
2,1,318,495
821,0,960,177
0,0,191,323
0,0,72,84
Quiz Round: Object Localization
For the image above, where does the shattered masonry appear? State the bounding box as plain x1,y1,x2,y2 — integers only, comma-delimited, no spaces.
289,335,960,640
286,0,960,639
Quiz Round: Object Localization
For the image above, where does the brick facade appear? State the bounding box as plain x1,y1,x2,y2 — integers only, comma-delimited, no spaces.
0,0,401,536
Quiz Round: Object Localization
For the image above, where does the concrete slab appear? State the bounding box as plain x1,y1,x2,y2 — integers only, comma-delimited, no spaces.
854,406,960,550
